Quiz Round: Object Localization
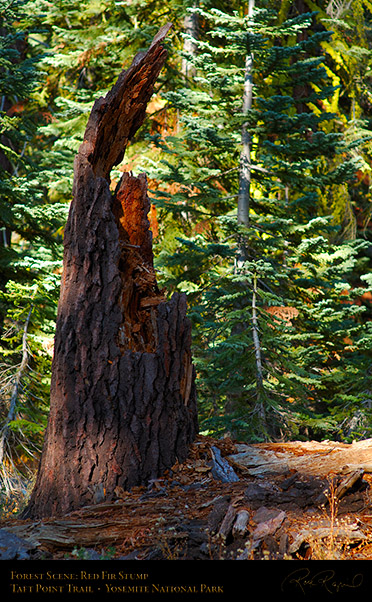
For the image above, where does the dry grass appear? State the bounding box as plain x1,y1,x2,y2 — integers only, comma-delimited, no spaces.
305,476,353,560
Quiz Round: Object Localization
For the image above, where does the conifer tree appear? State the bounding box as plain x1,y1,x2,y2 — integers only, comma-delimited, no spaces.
149,3,372,441
2,0,372,511
0,0,64,501
25,0,205,208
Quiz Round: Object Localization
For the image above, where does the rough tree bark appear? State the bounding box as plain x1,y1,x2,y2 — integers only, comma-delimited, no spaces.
23,23,198,519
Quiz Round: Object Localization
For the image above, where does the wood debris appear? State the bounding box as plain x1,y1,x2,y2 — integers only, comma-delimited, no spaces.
3,435,372,560
229,438,372,476
232,510,250,538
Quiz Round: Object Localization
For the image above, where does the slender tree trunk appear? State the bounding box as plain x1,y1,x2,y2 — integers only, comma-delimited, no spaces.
237,0,255,231
0,305,32,489
181,2,198,80
236,3,267,434
251,273,266,428
22,24,198,519
251,273,263,391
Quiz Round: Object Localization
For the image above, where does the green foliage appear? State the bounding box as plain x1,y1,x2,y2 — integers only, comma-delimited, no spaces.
149,3,372,441
0,0,64,493
2,0,372,488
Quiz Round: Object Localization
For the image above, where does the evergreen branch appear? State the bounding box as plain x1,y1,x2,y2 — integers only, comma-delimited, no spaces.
0,0,17,21
0,304,33,475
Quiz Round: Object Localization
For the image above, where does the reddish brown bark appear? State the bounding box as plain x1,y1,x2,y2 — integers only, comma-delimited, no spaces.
23,24,198,519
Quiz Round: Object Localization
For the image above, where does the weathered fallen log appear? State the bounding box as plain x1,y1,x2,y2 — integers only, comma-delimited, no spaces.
334,469,365,500
229,438,372,477
288,523,367,555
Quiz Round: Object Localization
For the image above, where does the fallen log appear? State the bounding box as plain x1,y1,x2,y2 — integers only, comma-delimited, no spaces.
229,438,372,477
288,523,367,555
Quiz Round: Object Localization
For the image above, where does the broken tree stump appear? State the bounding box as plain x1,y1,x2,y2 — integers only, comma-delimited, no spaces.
23,23,198,519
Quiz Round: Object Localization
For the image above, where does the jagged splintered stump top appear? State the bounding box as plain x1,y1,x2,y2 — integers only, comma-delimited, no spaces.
23,24,198,519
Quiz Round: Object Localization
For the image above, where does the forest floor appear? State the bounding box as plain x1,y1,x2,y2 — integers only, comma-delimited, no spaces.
2,434,372,561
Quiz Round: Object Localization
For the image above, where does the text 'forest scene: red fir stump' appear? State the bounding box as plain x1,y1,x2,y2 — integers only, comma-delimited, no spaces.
22,23,198,519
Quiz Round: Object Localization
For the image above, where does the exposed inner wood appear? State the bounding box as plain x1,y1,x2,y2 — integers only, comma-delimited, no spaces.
112,172,165,353
228,438,372,476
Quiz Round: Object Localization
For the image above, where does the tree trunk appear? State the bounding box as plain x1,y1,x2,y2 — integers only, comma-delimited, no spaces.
181,2,198,80
0,305,33,492
237,0,255,231
251,272,267,431
22,24,198,519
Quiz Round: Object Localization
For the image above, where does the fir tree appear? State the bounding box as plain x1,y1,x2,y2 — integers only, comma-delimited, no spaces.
0,0,64,501
2,0,372,507
148,4,372,441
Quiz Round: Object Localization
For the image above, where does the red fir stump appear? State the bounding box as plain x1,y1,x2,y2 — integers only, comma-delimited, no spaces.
23,24,198,519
